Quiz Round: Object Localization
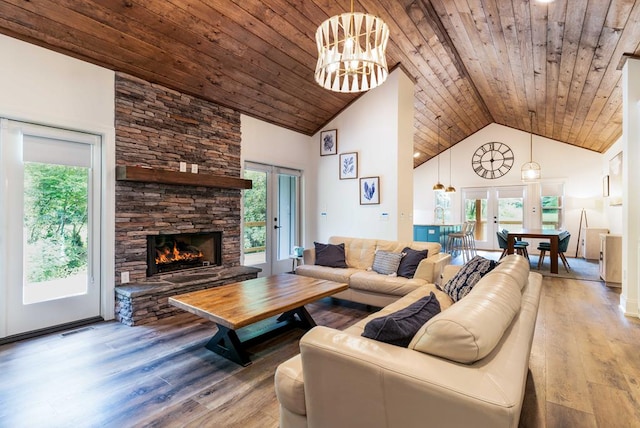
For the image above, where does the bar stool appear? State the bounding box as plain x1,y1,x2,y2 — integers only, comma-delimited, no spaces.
465,221,477,258
447,222,472,263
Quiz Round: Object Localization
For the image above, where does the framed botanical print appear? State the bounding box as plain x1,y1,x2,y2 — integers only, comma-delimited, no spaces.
339,152,358,179
360,176,380,205
320,129,337,156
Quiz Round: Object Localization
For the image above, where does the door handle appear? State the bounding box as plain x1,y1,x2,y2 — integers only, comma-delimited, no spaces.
274,225,282,230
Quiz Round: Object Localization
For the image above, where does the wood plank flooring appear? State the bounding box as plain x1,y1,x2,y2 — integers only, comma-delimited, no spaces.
1,277,639,428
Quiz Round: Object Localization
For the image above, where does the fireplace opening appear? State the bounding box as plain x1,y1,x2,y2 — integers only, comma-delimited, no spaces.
147,232,222,276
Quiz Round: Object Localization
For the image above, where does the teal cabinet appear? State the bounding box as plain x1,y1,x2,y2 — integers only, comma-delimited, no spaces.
413,224,462,251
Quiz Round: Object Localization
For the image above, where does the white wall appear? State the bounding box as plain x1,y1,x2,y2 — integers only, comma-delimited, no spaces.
0,34,116,320
414,123,606,245
312,68,415,242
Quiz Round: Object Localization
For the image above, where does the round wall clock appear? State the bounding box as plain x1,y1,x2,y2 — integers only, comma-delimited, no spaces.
471,142,514,179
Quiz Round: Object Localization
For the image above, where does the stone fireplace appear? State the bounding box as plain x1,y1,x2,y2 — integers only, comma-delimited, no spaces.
113,72,259,326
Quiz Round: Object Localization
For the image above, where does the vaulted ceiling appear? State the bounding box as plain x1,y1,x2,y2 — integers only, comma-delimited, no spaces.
1,0,638,167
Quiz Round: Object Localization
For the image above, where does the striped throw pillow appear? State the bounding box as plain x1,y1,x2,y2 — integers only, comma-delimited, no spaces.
372,250,404,275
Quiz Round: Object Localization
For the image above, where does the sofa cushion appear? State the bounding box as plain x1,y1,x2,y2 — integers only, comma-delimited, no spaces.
442,255,497,302
495,254,530,291
372,250,404,275
274,354,306,416
329,236,376,270
396,247,428,278
314,242,348,268
362,292,441,347
295,265,359,284
349,271,428,297
409,271,524,363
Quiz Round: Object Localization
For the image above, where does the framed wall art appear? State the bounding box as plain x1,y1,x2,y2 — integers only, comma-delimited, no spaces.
360,176,380,205
320,129,337,156
339,152,358,179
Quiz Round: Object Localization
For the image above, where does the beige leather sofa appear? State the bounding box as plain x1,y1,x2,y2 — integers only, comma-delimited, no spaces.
276,255,542,428
295,236,451,307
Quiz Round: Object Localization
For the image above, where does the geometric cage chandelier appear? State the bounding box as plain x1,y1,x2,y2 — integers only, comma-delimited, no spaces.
314,0,389,93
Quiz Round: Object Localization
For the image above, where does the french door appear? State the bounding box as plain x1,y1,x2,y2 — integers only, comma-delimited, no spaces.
462,186,526,251
243,162,301,277
0,120,102,338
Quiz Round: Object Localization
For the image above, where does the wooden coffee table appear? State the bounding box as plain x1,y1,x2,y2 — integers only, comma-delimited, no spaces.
168,273,347,366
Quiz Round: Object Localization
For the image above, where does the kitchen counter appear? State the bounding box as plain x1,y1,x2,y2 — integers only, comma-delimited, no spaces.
413,224,462,252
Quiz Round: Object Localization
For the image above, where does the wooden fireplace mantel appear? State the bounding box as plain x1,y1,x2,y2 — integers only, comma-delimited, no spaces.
116,165,252,190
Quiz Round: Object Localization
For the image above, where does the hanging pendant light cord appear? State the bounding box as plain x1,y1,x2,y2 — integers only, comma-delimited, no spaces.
437,116,441,180
529,111,534,162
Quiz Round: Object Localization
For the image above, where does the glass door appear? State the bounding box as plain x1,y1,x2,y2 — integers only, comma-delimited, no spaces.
0,120,102,338
243,162,301,277
462,186,525,251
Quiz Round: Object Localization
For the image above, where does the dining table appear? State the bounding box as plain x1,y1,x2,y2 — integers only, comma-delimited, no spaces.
506,229,564,274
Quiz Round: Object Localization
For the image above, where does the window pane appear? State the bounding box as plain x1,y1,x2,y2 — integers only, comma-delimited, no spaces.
23,162,89,304
277,174,298,260
541,196,562,229
243,170,267,265
498,198,523,232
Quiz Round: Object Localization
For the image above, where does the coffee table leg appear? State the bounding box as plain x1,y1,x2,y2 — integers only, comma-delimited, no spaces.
276,306,317,330
205,325,252,367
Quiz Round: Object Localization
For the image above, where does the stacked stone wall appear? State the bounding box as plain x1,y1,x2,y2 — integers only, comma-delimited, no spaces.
114,73,249,325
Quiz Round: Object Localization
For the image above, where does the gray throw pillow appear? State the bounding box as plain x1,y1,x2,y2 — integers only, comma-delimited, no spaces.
372,250,404,275
314,242,348,268
362,292,441,347
443,255,497,302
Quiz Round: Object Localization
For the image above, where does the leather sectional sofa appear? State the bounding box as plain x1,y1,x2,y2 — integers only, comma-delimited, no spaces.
276,255,543,428
294,236,452,307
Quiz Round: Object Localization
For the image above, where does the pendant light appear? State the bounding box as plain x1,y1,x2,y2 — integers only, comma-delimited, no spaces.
314,0,389,93
521,110,541,182
433,116,445,191
445,126,456,193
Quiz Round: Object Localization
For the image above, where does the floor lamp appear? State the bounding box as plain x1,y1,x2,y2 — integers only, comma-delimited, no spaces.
574,208,588,257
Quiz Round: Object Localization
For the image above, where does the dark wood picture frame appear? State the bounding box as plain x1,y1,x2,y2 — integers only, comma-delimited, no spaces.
339,152,358,179
320,129,338,156
359,176,380,205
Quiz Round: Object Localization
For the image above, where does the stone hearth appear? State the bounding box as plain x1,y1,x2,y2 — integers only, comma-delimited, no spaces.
115,266,259,326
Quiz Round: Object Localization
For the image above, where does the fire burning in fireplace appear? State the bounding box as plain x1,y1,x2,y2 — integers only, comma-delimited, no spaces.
147,232,222,276
155,241,203,265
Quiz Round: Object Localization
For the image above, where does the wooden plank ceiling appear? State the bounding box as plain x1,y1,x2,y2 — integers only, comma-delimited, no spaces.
1,0,638,168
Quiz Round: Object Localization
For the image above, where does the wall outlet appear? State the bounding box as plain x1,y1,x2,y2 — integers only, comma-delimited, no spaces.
191,163,198,173
179,161,187,172
121,271,130,284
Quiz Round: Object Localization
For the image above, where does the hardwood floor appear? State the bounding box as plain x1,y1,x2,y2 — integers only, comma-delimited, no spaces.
1,277,639,428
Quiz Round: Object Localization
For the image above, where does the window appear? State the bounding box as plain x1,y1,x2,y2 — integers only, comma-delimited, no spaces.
541,183,564,229
435,191,452,223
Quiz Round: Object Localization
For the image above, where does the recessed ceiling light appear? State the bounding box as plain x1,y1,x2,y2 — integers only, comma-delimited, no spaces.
536,0,554,3
413,152,421,158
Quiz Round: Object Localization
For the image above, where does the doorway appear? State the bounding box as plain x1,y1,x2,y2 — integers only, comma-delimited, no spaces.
243,162,301,277
0,120,102,338
462,186,526,251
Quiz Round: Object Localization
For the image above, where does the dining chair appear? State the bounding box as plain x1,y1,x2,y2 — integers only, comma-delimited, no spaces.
537,231,571,272
496,230,530,261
